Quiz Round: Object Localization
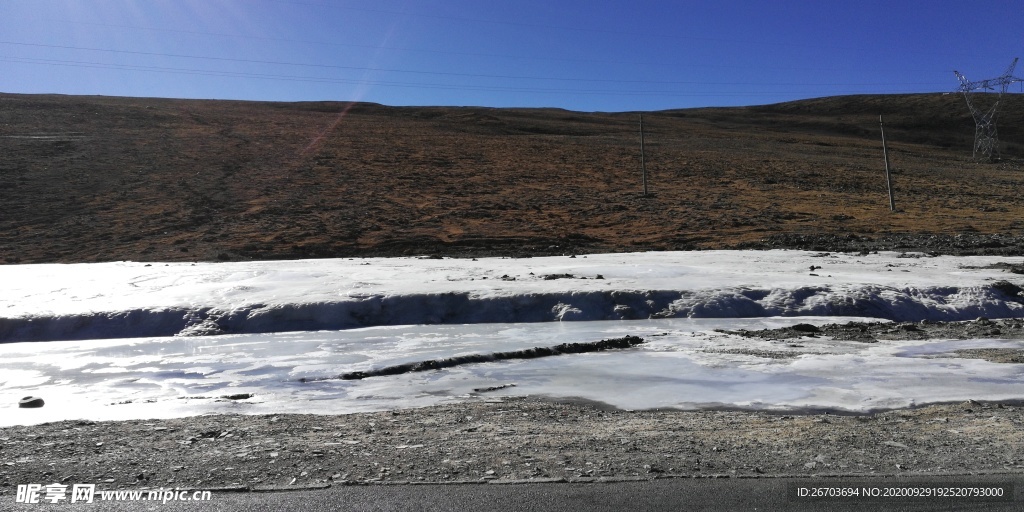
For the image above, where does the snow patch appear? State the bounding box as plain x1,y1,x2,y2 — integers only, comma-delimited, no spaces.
2,318,1023,426
2,251,1022,342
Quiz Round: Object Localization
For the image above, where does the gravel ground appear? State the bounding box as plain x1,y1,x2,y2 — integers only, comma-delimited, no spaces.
1,397,1022,495
1,318,1023,495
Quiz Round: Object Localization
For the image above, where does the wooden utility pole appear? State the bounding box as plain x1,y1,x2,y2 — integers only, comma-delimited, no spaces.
640,113,648,196
879,115,895,211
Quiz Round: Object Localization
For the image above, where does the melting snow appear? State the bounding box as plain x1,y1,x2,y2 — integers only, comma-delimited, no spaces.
1,250,1022,425
1,250,1022,342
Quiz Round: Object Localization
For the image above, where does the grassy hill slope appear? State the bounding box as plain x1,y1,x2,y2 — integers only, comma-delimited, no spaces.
2,92,1023,263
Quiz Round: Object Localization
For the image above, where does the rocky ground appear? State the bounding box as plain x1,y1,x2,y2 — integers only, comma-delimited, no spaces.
1,395,1022,494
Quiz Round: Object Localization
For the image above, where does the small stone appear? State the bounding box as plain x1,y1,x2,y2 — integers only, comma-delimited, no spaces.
791,324,820,333
18,396,44,408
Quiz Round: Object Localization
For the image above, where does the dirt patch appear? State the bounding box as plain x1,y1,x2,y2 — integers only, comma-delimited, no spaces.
951,348,1024,364
702,348,802,360
302,336,644,382
717,317,1024,343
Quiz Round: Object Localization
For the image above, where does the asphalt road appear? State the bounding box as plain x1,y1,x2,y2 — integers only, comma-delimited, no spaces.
7,475,1022,512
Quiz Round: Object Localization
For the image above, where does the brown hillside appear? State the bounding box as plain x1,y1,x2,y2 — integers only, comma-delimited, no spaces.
1,92,1023,264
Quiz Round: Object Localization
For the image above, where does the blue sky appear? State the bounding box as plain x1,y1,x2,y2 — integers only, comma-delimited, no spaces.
1,0,1022,111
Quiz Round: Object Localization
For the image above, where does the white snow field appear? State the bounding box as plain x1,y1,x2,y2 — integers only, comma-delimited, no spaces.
2,250,1023,342
1,250,1023,426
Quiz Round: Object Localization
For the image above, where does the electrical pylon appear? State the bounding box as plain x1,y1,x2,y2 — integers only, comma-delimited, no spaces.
953,58,1023,161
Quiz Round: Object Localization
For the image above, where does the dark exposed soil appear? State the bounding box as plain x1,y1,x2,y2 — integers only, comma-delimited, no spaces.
304,336,645,382
735,233,1024,257
2,92,1024,264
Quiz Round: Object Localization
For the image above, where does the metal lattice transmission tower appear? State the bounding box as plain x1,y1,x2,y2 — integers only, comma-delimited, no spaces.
953,58,1023,161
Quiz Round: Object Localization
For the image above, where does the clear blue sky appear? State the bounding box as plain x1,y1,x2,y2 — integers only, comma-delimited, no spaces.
1,0,1022,111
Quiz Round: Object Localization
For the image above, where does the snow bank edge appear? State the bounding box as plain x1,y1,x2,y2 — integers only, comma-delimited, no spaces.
3,284,1022,343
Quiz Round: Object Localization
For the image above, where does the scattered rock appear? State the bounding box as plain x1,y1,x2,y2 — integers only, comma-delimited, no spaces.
0,384,1021,489
18,396,44,408
790,323,820,333
542,273,576,280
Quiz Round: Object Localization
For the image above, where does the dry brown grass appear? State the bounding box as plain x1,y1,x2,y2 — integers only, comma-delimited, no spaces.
1,93,1023,263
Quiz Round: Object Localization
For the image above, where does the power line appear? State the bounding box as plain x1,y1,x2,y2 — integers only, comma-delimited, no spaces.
38,18,644,69
1,55,932,98
0,41,949,89
22,16,960,76
244,0,962,60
